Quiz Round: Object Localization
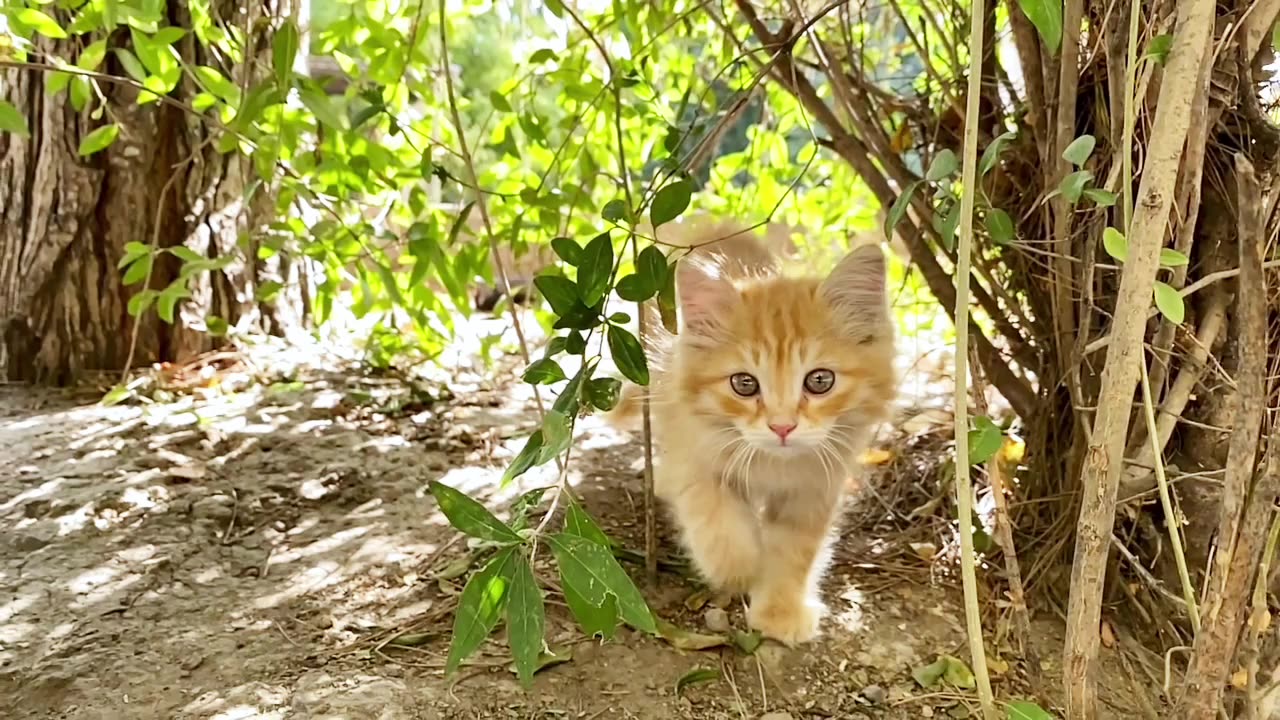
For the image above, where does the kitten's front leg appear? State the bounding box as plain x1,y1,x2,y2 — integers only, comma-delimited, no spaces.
748,491,840,645
665,474,762,595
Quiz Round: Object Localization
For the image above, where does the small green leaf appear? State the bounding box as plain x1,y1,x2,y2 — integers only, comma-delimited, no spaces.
428,480,523,544
884,181,920,238
943,655,976,689
1159,248,1190,267
1059,170,1094,204
968,415,1004,465
537,409,573,463
0,100,30,138
503,430,545,485
651,179,693,227
114,49,148,83
256,280,284,302
505,554,545,689
731,630,763,654
1154,281,1185,323
78,124,120,157
1007,700,1055,720
445,548,517,675
523,358,567,385
675,667,720,694
586,377,622,411
534,274,581,315
101,384,135,407
985,208,1015,245
122,254,152,286
913,655,975,689
1062,135,1096,166
489,90,513,112
608,326,648,385
926,148,958,181
118,241,150,269
1102,227,1128,263
17,9,68,39
1017,0,1063,54
547,533,656,634
78,40,109,71
576,232,614,307
980,131,1017,176
635,245,667,296
127,289,157,317
935,201,961,252
156,282,190,323
299,87,348,130
615,275,648,302
1083,188,1117,207
550,237,581,266
529,48,557,64
1145,34,1173,65
273,22,300,89
602,199,629,223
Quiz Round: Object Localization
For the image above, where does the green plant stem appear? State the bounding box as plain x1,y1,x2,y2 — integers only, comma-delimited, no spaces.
1138,357,1200,633
952,0,996,712
1122,0,1140,231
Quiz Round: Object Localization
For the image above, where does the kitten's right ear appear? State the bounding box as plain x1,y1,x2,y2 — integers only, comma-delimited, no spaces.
677,258,738,340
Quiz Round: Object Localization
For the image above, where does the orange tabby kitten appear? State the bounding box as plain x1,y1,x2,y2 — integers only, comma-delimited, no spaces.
611,220,895,645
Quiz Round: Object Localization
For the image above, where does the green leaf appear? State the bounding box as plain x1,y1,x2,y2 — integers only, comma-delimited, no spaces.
979,131,1017,176
576,232,614,307
503,431,545,485
550,237,580,266
1059,170,1093,204
608,326,648,385
968,415,1004,465
118,241,151,269
1007,700,1055,720
156,282,190,323
943,655,976,689
615,274,648,302
884,181,920,238
122,254,152,285
537,409,573,464
428,480,522,544
523,358,567,385
602,199,628,223
273,22,299,89
564,578,618,638
913,655,975,689
506,553,545,688
1083,188,1117,207
1062,135,1096,166
0,100,30,138
1159,248,1190,267
651,179,693,227
300,87,348,130
635,245,667,296
17,9,68,39
586,377,622,411
564,495,612,547
675,667,720,694
935,201,961,252
489,90,513,112
529,48,557,63
127,289,157,317
1017,0,1064,55
1145,34,1173,65
534,274,581,315
1102,227,1128,263
1154,282,1185,323
985,209,1015,245
101,384,135,407
445,547,517,675
255,280,284,303
78,124,120,157
926,148,958,181
77,40,109,71
547,533,656,634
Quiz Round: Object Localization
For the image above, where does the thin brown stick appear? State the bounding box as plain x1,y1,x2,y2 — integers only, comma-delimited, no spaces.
1178,154,1272,719
1062,0,1219,712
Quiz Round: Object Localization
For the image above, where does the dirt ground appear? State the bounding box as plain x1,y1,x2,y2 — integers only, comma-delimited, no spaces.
0,322,1156,720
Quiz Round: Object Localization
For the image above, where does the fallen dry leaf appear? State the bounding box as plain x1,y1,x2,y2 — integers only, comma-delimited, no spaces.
859,448,894,466
1099,619,1116,648
1232,668,1250,689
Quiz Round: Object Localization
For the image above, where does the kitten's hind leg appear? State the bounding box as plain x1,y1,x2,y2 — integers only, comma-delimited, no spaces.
666,477,761,595
748,493,840,645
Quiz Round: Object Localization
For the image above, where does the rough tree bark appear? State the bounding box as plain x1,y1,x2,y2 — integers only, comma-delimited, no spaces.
0,1,297,384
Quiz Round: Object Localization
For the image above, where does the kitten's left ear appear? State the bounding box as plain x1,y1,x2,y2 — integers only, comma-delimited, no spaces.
821,243,890,341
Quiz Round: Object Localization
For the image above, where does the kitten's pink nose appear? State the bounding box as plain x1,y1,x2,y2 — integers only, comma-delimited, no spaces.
768,423,797,442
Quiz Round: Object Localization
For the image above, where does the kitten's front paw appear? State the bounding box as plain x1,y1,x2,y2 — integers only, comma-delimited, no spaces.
747,596,824,646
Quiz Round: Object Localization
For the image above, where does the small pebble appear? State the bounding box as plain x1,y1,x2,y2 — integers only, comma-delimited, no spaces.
861,684,886,705
704,607,730,633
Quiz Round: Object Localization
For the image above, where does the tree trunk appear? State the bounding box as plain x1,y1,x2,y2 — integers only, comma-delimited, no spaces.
0,1,296,384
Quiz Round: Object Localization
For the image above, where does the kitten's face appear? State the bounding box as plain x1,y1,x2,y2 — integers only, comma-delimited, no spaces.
674,245,895,457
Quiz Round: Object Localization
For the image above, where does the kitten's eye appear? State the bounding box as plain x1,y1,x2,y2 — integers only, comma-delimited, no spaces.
804,369,835,395
729,373,759,397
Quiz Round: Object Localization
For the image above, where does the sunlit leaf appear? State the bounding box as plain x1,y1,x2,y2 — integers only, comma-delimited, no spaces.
1084,188,1117,207
503,430,545,485
489,90,513,112
1154,281,1185,323
273,22,299,89
1017,0,1064,54
523,358,567,385
1159,248,1190,267
122,254,152,286
1102,227,1128,263
0,101,30,138
537,409,573,463
79,124,120,156
428,480,522,544
968,415,1004,465
1007,700,1055,720
547,533,656,634
445,547,517,675
17,9,68,39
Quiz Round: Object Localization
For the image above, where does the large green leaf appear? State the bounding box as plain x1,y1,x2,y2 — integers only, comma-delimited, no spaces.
607,326,648,385
651,179,692,226
1017,0,1064,54
445,547,518,674
547,533,656,634
428,481,522,544
505,553,545,688
576,232,614,307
